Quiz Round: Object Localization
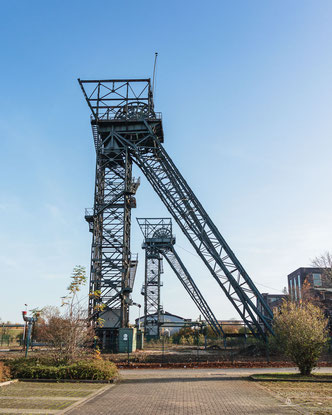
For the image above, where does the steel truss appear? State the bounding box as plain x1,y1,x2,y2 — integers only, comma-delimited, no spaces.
80,78,147,330
133,141,273,339
85,145,139,328
137,218,224,338
163,248,224,337
138,218,169,338
79,78,273,340
143,250,163,338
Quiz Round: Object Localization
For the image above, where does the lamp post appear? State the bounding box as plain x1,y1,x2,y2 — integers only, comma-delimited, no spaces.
22,304,28,348
132,302,141,329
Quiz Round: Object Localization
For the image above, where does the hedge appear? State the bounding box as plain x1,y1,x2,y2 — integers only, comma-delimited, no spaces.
7,358,118,381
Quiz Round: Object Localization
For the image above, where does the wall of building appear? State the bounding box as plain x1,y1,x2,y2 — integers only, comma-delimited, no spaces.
136,312,190,337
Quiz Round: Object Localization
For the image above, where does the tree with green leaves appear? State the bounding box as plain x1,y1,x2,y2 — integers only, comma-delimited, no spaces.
273,300,328,375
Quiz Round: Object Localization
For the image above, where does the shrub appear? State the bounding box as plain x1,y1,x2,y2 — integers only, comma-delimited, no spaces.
0,361,11,381
186,336,194,345
239,336,280,357
179,336,186,345
7,358,117,381
273,300,328,375
64,360,118,380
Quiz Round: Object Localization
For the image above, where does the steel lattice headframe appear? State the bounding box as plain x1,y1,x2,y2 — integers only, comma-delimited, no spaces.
137,217,225,338
79,78,274,341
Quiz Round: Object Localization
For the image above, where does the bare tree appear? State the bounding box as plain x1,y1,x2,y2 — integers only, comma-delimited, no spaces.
311,251,332,283
35,266,94,363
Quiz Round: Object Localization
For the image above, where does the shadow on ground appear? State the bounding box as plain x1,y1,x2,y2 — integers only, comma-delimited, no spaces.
120,376,249,384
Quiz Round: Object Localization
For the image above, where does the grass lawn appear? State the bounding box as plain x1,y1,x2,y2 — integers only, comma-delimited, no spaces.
253,372,332,382
0,381,109,414
259,379,332,414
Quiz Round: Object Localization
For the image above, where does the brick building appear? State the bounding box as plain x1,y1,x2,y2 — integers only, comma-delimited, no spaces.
288,267,332,330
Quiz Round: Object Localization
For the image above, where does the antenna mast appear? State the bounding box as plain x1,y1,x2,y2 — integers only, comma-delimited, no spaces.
152,52,158,97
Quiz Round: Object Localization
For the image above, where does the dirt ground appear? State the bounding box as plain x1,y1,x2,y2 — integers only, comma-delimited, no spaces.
1,345,332,371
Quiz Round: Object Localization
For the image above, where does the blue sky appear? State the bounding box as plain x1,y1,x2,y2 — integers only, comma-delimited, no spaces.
1,1,332,323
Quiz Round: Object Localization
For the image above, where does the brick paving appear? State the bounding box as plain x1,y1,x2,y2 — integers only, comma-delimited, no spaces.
67,369,303,415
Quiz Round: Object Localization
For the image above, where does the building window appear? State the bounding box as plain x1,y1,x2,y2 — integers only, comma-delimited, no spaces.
289,279,293,300
293,277,297,301
313,273,322,287
298,274,301,299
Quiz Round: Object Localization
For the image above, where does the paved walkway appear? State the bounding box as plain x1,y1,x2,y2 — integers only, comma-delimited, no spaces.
67,368,306,415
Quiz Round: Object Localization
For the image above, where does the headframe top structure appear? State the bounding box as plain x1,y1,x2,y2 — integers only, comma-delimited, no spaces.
78,78,162,124
137,218,174,243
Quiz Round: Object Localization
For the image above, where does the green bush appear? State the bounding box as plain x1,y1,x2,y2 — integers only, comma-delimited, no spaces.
7,358,117,381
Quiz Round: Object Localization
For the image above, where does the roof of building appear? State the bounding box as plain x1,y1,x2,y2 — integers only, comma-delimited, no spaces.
287,267,328,277
135,311,190,322
261,293,286,297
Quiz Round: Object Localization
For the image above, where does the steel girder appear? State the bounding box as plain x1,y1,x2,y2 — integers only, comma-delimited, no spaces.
162,247,224,337
133,147,273,338
117,127,273,339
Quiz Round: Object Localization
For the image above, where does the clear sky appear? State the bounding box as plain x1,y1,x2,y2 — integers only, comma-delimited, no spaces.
1,0,332,324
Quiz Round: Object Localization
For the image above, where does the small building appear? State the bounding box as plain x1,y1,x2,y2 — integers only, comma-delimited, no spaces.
135,311,191,338
261,293,287,311
257,293,287,325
